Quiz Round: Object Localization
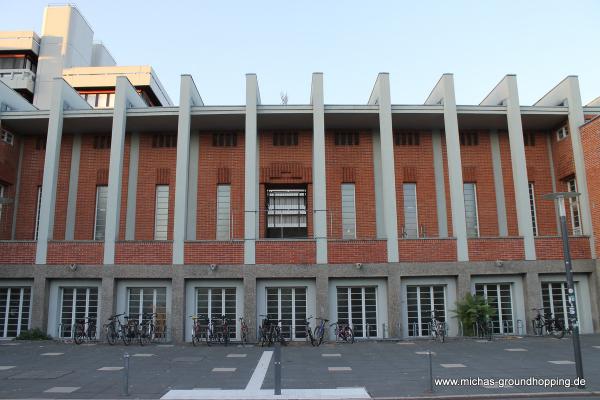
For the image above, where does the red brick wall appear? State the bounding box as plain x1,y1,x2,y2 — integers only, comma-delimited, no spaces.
255,240,316,264
0,134,20,239
15,136,45,240
53,134,73,240
46,241,103,264
498,131,518,236
197,132,245,240
398,239,457,262
328,240,387,264
468,238,525,261
0,242,36,263
114,241,173,264
534,237,591,260
325,131,376,239
184,241,244,264
394,131,438,237
581,116,600,255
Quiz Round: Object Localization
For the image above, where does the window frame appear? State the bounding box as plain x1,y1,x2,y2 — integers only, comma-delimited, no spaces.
556,126,568,141
93,185,108,241
402,183,419,238
216,184,231,240
566,178,582,235
463,182,480,237
528,182,538,236
265,185,308,239
341,183,356,239
154,185,170,240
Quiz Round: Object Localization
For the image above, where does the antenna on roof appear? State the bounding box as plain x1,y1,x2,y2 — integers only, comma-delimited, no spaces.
280,91,288,105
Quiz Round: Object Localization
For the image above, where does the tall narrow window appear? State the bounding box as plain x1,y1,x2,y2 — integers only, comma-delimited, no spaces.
216,185,231,240
0,184,4,224
463,183,479,237
341,184,356,239
567,178,581,235
403,183,418,238
154,185,169,240
529,182,538,236
93,185,108,240
266,187,307,238
34,186,42,240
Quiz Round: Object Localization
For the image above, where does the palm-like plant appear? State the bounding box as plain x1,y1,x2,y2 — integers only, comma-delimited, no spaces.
453,294,496,336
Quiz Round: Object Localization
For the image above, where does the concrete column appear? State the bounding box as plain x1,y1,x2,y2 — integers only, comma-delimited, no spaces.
104,77,146,264
186,132,199,240
546,133,562,233
369,73,399,262
457,271,471,303
311,73,328,263
243,274,257,340
99,274,115,341
173,75,203,264
124,132,139,240
315,268,329,320
31,271,48,331
65,133,81,240
171,269,186,343
11,138,24,239
372,131,385,238
387,271,401,338
432,130,448,238
490,130,508,237
35,80,65,264
244,74,260,264
505,76,536,260
524,272,541,335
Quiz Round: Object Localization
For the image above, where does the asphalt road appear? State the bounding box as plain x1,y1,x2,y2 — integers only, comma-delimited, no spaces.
1,335,599,399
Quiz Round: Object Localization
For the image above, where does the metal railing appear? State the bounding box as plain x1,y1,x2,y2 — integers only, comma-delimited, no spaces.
0,69,36,80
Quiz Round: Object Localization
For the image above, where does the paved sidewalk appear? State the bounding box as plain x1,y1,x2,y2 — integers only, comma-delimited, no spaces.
0,335,599,399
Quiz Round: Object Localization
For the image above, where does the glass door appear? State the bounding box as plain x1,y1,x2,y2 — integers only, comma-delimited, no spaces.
0,287,31,338
266,287,307,340
196,287,237,339
336,286,377,338
59,287,98,338
475,283,514,334
406,285,446,337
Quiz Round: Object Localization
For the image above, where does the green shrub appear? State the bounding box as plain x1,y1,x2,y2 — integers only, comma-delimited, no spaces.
453,293,496,336
15,328,52,341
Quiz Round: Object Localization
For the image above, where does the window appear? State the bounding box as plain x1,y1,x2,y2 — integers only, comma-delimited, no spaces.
341,184,356,239
34,186,42,240
273,131,298,146
152,134,177,148
154,185,169,240
59,287,98,339
556,126,568,141
212,132,237,147
0,184,4,224
459,131,479,146
529,183,538,236
93,135,111,149
266,287,306,340
463,183,479,237
35,137,46,151
407,285,446,337
541,282,578,325
567,178,581,235
266,187,307,238
395,131,420,146
1,129,14,145
337,286,377,338
197,287,237,340
334,131,359,146
127,287,167,339
475,283,514,334
216,185,231,240
523,132,535,146
0,287,31,338
402,183,419,238
94,185,108,240
81,92,114,109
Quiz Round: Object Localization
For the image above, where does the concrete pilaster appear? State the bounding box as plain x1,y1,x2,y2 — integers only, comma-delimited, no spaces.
243,273,257,340
315,268,329,321
31,272,48,331
125,132,139,240
65,133,81,240
432,130,448,238
311,73,328,263
99,274,115,341
171,268,186,343
490,130,508,237
456,271,471,303
186,132,199,240
10,138,24,239
386,270,401,338
524,272,541,335
244,74,260,264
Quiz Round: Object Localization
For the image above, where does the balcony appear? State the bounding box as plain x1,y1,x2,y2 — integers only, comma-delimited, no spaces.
0,69,35,93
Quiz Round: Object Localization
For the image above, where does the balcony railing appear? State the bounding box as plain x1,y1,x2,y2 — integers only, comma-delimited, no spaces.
0,69,36,92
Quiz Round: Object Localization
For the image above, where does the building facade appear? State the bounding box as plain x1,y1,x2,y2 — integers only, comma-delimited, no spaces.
1,5,600,343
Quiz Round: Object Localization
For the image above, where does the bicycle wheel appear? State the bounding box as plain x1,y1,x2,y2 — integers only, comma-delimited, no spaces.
122,327,132,346
205,328,212,347
223,327,230,347
439,324,445,343
551,321,565,339
74,325,84,345
143,324,153,346
307,328,315,346
347,327,355,344
106,325,117,345
317,327,325,346
192,326,199,346
241,329,248,347
532,319,543,336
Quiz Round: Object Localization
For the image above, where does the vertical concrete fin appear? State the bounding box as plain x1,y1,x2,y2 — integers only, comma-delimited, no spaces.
125,132,139,240
187,131,199,241
432,130,448,238
65,133,81,240
490,130,508,237
311,73,328,263
244,74,259,264
11,138,25,239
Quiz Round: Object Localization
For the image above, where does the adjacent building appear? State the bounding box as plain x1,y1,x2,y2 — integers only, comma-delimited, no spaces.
1,5,599,342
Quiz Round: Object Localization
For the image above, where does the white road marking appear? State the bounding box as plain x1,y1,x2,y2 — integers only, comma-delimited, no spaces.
245,351,273,391
549,360,575,365
328,367,352,372
158,344,175,347
396,342,415,345
133,353,154,357
212,367,236,372
593,346,600,349
505,348,528,352
475,340,490,343
44,387,80,393
41,352,63,356
98,367,124,371
321,353,341,357
440,363,466,368
0,366,15,370
415,351,436,355
0,343,19,346
227,354,247,358
161,388,370,399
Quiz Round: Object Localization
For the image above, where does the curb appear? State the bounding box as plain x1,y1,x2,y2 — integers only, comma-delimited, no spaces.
373,391,600,399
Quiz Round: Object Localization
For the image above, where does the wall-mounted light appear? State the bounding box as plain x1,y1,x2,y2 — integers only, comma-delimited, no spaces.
495,260,504,268
210,264,218,271
69,263,78,272
355,262,363,270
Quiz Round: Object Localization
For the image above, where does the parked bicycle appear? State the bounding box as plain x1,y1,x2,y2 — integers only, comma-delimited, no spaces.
74,317,96,345
313,317,328,346
304,316,316,346
105,313,129,345
430,309,445,343
475,315,493,341
259,314,287,346
239,317,249,346
531,308,564,338
331,321,355,343
138,313,156,346
217,315,231,346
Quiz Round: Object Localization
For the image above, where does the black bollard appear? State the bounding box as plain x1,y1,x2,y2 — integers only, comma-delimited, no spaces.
123,352,130,396
274,343,282,395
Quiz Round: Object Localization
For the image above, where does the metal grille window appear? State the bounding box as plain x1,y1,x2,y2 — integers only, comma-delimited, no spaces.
541,282,578,325
81,93,114,108
556,126,568,141
475,283,514,334
196,287,237,339
35,137,46,150
334,131,359,146
0,184,4,225
394,131,420,146
336,286,377,338
567,178,581,235
266,287,306,340
341,184,356,239
459,131,479,146
154,185,169,240
152,134,177,148
34,186,42,240
266,187,307,238
463,183,479,237
212,132,237,147
94,185,108,240
273,131,298,146
216,185,231,240
92,135,111,149
127,287,167,331
403,183,418,238
523,131,535,146
529,183,538,236
1,129,14,145
59,287,98,338
0,287,31,338
406,285,446,337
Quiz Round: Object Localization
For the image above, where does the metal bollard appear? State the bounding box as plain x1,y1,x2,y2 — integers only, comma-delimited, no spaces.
428,350,433,393
123,352,130,396
274,343,282,395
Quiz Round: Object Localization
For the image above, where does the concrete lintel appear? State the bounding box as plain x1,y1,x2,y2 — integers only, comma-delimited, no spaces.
312,73,328,263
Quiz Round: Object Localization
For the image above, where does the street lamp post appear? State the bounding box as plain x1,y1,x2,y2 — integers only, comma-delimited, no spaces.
543,192,585,388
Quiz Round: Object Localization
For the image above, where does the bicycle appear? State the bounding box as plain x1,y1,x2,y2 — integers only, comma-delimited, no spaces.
531,308,564,338
74,317,96,345
190,315,203,346
259,315,274,347
430,310,445,343
138,313,156,346
304,316,316,346
204,316,216,346
331,321,354,343
239,317,249,346
105,313,129,345
313,317,329,346
218,315,231,346
272,319,287,346
475,316,493,341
